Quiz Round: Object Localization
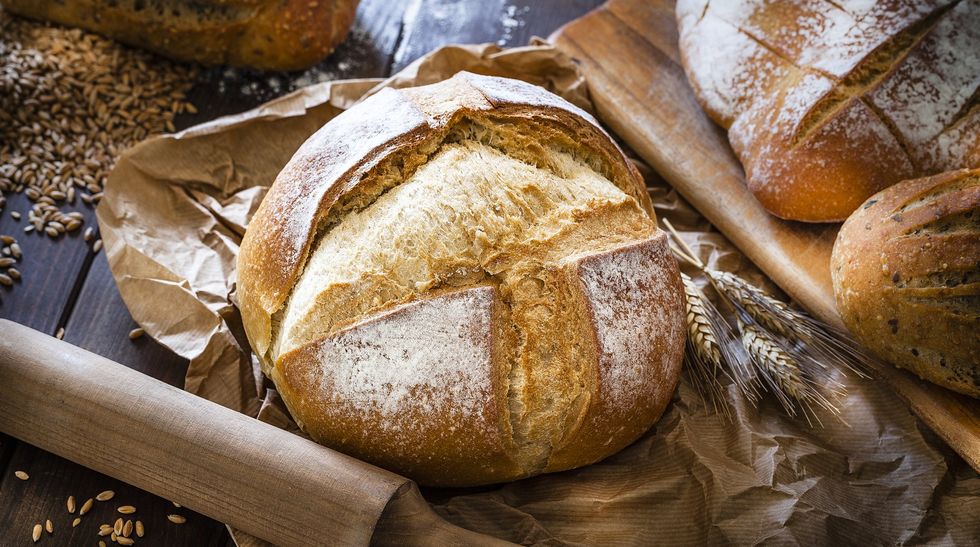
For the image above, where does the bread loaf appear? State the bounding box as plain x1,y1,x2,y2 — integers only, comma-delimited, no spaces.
0,0,358,70
832,168,979,398
676,0,980,222
237,73,686,486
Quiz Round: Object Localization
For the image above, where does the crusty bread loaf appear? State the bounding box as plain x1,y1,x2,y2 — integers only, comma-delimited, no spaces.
676,0,980,222
0,0,358,70
237,72,686,486
832,168,979,398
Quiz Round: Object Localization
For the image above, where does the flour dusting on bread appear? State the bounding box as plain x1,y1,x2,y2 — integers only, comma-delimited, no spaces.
314,287,495,428
575,237,683,406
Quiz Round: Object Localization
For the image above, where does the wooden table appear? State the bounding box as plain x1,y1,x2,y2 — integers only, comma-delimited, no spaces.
0,1,602,543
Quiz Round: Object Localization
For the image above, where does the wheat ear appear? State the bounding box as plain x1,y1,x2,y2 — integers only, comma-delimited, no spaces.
681,274,733,417
737,317,841,425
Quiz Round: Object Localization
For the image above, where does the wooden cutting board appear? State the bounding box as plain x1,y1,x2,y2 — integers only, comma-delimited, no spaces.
551,0,980,471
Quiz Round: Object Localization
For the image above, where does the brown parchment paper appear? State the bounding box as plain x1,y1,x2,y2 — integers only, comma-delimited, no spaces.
98,43,980,546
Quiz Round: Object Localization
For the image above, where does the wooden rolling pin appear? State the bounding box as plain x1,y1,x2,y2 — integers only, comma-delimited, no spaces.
0,319,508,546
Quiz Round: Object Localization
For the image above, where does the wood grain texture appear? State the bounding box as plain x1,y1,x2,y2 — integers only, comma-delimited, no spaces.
550,0,980,471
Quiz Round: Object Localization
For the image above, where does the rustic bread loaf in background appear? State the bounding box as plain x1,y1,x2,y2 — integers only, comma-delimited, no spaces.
676,0,980,222
237,72,686,486
832,168,979,398
0,0,358,70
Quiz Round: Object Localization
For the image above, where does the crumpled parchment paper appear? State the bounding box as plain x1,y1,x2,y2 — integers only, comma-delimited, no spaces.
97,43,980,546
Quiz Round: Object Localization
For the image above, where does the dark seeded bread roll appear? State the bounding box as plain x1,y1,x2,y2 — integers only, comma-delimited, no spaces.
0,0,358,70
832,168,980,398
237,73,687,486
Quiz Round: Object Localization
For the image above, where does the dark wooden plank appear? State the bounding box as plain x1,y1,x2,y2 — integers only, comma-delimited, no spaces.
63,251,190,386
182,0,410,124
391,0,604,72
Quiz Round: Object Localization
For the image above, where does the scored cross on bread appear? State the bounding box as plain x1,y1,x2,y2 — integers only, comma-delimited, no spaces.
677,0,980,222
237,73,686,486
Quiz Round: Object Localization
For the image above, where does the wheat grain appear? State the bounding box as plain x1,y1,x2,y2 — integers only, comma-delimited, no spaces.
118,505,136,514
72,517,81,528
114,517,123,534
167,514,186,524
123,519,133,537
80,498,94,515
32,524,41,542
96,490,115,501
135,520,144,537
14,470,28,480
45,519,52,534
0,10,196,281
67,495,75,514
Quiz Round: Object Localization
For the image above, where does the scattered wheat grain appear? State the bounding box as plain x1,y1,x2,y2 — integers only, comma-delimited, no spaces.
96,490,115,501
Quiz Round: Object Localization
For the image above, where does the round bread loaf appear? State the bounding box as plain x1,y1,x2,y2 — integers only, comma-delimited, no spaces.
676,0,980,222
237,73,686,486
832,168,980,398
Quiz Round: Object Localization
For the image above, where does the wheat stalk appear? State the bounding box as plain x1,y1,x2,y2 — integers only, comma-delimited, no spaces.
737,317,840,425
661,218,865,424
681,274,731,417
680,272,762,414
738,319,803,403
706,269,796,337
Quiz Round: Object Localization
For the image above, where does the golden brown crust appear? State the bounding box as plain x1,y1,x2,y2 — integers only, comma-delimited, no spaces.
831,168,980,398
0,0,358,70
238,73,680,486
546,233,686,471
677,0,980,222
